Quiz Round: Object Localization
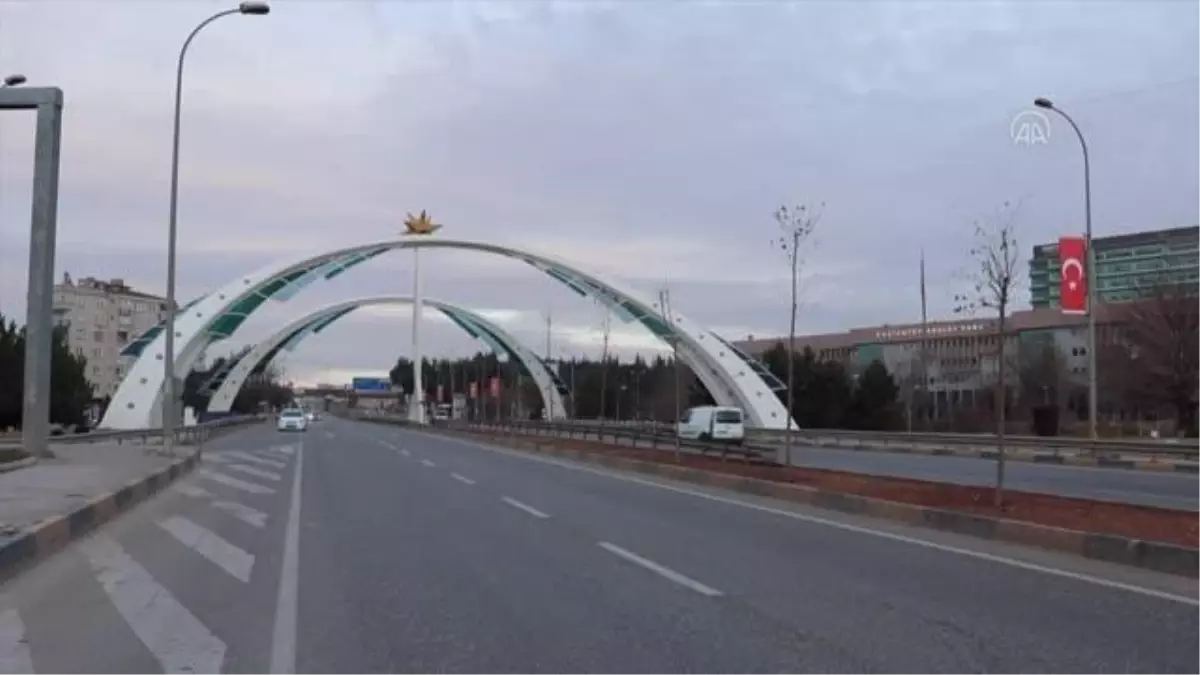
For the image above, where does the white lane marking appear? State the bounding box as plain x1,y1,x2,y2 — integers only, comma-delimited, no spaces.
420,459,436,468
223,451,286,469
173,483,214,499
158,516,255,583
324,431,334,439
379,440,397,450
270,440,303,673
212,500,268,529
81,536,226,674
431,432,1200,606
399,449,411,457
226,464,283,482
0,608,34,674
501,496,550,519
451,473,476,485
202,453,235,464
598,541,723,597
198,469,276,495
267,446,295,456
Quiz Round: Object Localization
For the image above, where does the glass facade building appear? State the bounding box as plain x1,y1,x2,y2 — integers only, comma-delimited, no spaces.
1029,225,1198,309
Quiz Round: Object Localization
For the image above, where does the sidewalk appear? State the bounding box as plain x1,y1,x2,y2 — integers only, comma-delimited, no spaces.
0,442,188,537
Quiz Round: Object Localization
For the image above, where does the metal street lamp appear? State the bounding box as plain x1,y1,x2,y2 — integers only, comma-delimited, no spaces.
162,1,270,454
2,74,26,88
1034,96,1098,440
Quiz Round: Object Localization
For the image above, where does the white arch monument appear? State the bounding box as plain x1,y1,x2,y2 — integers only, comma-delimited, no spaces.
99,238,791,430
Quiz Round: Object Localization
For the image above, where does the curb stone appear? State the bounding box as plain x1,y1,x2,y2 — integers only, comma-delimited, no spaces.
0,456,36,475
404,424,1198,578
0,450,202,586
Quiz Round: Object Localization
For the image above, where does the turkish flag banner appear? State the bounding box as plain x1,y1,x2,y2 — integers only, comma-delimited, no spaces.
489,376,500,398
1059,236,1088,314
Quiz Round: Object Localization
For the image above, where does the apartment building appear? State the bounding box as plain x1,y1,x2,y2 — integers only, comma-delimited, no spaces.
53,274,166,400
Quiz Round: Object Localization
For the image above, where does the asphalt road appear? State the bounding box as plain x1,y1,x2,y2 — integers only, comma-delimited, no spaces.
0,417,1196,673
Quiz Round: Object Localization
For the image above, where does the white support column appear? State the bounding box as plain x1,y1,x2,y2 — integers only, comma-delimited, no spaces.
409,247,425,424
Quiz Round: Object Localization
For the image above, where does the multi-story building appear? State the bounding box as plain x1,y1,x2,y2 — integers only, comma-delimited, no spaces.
53,274,166,400
1029,225,1198,308
734,306,1133,423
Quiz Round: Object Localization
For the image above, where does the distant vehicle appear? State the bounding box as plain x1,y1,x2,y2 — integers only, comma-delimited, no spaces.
676,405,745,444
277,408,308,432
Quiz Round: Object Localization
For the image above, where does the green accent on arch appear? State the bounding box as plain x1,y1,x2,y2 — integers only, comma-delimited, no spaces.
440,308,483,340
120,295,206,358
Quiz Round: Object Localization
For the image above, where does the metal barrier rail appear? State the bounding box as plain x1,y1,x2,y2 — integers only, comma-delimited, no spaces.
355,414,779,464
556,418,1198,458
0,415,267,450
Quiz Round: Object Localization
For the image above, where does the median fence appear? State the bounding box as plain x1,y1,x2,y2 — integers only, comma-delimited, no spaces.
556,418,1198,462
0,414,268,454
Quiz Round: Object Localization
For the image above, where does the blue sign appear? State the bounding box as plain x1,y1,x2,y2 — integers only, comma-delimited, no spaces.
352,377,390,392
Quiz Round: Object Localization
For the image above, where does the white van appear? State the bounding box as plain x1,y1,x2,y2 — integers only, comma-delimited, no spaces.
677,405,745,444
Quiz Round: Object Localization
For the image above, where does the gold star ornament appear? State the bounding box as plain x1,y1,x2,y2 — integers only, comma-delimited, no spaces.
402,210,442,236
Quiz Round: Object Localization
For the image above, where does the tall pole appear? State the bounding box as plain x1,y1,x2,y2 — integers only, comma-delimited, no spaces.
545,311,554,421
163,3,268,453
1035,99,1097,440
920,249,930,429
1,87,64,459
410,247,424,424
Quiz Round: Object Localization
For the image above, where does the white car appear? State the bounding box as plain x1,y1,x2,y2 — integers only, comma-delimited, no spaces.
277,408,309,432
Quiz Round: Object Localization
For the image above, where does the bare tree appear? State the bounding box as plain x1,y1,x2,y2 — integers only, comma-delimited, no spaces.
954,200,1023,507
1123,279,1200,435
773,201,823,466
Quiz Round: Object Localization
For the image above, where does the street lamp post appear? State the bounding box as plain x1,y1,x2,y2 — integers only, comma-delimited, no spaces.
162,1,269,455
1034,97,1098,440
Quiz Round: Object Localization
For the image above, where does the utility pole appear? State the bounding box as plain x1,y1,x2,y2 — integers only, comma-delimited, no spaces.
545,310,554,421
598,304,612,420
659,287,682,462
920,249,929,430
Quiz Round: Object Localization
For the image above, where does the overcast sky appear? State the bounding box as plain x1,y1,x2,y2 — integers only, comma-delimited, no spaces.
1,0,1196,386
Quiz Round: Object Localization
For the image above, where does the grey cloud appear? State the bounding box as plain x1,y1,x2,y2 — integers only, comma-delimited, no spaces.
1,1,1196,386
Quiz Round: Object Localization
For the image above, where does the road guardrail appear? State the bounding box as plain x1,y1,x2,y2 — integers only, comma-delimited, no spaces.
0,414,267,452
555,418,1198,459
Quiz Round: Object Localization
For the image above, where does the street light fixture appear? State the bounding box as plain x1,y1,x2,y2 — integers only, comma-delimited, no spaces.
2,74,26,88
1034,96,1098,440
162,2,270,455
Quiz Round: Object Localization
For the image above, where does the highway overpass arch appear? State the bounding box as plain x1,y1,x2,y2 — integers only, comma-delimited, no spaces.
99,237,791,430
204,295,569,418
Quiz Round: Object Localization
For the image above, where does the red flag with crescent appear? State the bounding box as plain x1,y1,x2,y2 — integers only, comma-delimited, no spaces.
1059,236,1087,314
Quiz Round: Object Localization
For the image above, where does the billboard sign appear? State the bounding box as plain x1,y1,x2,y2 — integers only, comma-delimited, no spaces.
352,377,391,392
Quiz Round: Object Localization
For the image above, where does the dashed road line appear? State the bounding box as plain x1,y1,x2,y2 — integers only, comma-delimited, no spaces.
598,542,723,597
226,464,283,482
198,469,276,495
0,608,33,674
420,459,436,468
81,536,226,674
158,516,255,583
379,440,397,450
451,473,476,485
399,449,411,457
501,497,550,519
266,446,295,456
